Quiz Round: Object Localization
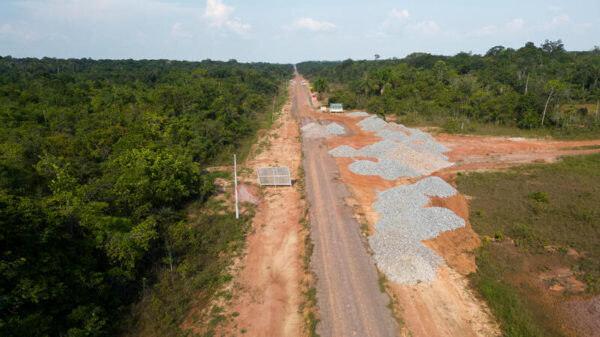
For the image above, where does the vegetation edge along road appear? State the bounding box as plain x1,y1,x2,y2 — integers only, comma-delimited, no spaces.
0,57,294,336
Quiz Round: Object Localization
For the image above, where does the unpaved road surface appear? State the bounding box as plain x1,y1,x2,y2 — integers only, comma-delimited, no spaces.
321,112,500,337
216,86,304,337
296,74,399,337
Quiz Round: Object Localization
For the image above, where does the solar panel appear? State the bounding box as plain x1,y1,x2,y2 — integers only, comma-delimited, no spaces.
257,166,292,186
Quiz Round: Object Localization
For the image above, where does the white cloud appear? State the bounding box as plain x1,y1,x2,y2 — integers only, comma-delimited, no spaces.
552,14,569,25
0,23,11,34
413,20,440,35
391,9,409,20
225,19,251,36
203,0,234,27
203,0,250,36
506,18,524,31
171,23,191,38
548,5,561,12
472,25,497,36
291,17,335,32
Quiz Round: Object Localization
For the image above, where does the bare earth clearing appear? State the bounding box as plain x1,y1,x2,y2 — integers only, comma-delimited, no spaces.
197,74,600,337
215,86,305,337
297,74,399,337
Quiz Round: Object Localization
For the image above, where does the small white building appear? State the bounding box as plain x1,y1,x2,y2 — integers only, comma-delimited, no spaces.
330,103,343,113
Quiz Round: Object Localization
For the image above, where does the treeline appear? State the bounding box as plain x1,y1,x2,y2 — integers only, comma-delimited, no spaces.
298,40,600,132
0,56,293,336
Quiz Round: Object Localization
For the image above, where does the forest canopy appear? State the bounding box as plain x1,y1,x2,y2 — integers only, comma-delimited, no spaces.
297,41,600,134
0,56,292,336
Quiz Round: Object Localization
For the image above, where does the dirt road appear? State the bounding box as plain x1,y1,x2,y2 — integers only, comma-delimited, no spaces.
296,74,399,337
216,86,304,337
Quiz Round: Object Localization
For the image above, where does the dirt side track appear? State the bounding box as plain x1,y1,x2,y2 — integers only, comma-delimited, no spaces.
296,74,399,337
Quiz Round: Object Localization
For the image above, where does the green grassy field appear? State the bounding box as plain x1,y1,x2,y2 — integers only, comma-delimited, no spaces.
396,115,600,140
456,154,600,337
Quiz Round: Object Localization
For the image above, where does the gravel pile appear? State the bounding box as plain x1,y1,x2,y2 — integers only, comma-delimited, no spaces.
357,116,388,131
329,145,358,157
325,122,346,135
346,111,369,117
334,116,455,177
382,143,453,175
349,159,420,180
369,231,443,284
374,207,465,240
375,129,410,142
369,176,465,284
301,122,325,138
355,139,397,158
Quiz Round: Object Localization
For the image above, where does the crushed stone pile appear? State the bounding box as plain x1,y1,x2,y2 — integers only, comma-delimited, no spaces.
369,176,465,284
357,116,388,131
302,121,346,138
328,115,454,178
349,159,420,180
301,122,325,138
346,111,369,117
369,232,443,284
329,145,357,157
325,122,346,135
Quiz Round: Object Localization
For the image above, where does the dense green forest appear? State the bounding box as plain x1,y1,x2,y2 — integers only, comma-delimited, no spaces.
0,56,293,336
298,40,600,135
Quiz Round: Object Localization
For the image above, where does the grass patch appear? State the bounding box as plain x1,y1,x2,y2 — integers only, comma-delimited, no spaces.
121,206,254,337
560,144,600,151
457,154,600,337
398,115,600,140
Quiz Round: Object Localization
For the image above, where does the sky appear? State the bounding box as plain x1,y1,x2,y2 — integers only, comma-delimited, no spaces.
0,0,599,63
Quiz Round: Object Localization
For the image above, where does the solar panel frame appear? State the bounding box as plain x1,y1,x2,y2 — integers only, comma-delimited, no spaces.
257,166,292,186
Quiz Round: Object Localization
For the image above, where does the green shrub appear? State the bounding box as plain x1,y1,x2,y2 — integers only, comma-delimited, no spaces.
528,191,549,203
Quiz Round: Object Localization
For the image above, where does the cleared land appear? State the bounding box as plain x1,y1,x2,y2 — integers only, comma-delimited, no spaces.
191,86,306,337
456,154,600,337
297,74,399,337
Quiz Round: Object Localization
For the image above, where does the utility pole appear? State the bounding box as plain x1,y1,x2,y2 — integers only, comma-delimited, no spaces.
234,154,239,219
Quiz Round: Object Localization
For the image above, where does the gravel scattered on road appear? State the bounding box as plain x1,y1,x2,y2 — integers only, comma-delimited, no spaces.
326,122,346,135
301,122,325,138
302,121,346,137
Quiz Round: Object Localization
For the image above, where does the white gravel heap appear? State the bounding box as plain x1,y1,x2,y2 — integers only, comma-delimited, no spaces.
346,111,369,117
349,159,420,180
325,122,346,135
369,231,443,284
301,122,325,138
357,116,388,131
302,121,346,137
329,145,358,157
374,207,465,240
369,176,465,284
328,116,454,178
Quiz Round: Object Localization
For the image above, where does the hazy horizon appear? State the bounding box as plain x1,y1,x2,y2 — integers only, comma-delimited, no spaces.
1,0,599,63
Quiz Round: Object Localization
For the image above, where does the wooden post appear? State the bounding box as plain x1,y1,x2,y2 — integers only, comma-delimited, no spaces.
234,154,239,219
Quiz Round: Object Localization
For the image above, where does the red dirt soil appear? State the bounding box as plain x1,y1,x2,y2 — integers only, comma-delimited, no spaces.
436,134,600,173
316,111,501,337
214,88,305,337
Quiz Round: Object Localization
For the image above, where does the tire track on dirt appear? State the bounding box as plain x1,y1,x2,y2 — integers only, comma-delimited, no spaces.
296,74,398,337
